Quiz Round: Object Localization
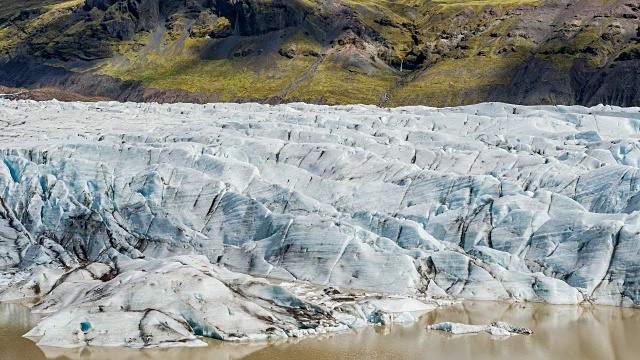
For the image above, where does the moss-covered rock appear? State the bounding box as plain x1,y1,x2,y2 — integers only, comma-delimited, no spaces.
211,16,232,38
0,0,639,106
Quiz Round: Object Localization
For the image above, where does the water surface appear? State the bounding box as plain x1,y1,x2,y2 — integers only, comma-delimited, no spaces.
1,301,639,360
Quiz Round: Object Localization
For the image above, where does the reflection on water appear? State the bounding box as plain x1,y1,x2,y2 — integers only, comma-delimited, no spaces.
0,301,44,360
2,301,639,360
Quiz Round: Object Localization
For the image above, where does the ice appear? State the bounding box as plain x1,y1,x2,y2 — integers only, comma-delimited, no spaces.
1,255,436,348
427,321,533,336
0,99,639,309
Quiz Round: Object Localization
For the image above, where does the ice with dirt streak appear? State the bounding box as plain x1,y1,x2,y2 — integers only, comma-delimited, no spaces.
0,255,436,348
1,99,640,322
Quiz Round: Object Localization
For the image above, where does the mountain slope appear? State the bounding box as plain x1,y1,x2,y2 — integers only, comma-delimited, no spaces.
0,0,638,106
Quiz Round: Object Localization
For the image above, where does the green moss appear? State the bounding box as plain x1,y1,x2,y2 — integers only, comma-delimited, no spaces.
432,0,542,5
91,0,549,106
0,0,86,56
288,62,397,104
98,35,320,101
212,17,232,37
616,43,640,61
537,21,619,70
0,0,81,19
388,54,522,107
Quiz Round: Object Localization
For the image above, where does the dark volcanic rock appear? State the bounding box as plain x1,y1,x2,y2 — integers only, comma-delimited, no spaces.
0,58,143,102
92,0,161,38
101,2,137,40
127,0,161,32
213,0,309,36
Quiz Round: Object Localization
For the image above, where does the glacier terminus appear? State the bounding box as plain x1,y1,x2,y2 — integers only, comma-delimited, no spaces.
1,99,640,347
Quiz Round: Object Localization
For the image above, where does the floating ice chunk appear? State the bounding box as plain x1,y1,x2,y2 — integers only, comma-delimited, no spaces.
427,322,488,334
427,321,533,336
393,312,415,323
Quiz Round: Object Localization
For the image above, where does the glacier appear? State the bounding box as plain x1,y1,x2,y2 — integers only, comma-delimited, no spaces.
1,99,640,347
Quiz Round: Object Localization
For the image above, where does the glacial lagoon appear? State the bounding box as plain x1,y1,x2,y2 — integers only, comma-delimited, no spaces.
2,300,639,360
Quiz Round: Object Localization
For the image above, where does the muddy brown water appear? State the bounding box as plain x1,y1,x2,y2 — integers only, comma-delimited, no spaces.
1,300,639,360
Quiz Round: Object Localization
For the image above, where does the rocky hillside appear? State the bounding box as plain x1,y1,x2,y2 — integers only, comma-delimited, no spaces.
0,0,638,106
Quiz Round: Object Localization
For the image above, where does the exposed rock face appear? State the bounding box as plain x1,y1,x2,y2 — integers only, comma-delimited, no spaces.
1,100,640,309
84,0,161,34
213,0,309,36
78,0,308,40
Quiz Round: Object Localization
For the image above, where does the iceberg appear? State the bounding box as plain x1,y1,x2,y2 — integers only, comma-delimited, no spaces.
427,321,534,336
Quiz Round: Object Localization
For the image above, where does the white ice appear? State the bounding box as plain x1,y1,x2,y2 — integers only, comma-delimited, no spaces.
0,100,639,313
427,321,533,336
